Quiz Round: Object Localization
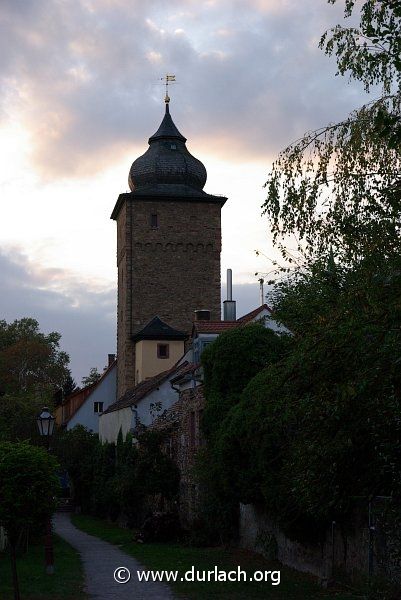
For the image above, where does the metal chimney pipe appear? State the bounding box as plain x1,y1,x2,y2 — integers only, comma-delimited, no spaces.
227,269,232,301
224,268,236,321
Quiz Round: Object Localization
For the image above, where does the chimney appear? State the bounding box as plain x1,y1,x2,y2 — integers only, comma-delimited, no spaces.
108,353,116,366
223,268,236,321
194,309,211,321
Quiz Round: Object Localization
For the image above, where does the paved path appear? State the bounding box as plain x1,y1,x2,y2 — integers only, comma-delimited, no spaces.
54,513,175,600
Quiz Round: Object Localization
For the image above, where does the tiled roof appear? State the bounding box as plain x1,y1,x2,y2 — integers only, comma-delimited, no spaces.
193,321,240,334
170,362,200,384
237,304,273,323
132,316,187,342
103,361,189,414
61,359,117,424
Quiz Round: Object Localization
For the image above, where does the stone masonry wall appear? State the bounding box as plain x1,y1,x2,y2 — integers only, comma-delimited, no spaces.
116,194,222,397
151,385,205,527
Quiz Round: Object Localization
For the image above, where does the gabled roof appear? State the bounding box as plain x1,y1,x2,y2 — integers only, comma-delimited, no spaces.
192,305,276,336
132,316,188,343
170,362,201,385
103,361,189,414
237,304,273,323
61,359,117,424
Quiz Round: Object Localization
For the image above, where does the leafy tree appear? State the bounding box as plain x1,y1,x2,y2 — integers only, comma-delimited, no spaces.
0,318,69,396
201,255,401,544
263,0,401,266
54,426,179,525
322,0,401,93
198,324,290,541
201,323,291,438
0,442,59,600
62,370,78,397
53,370,78,407
53,426,99,513
0,393,47,442
81,367,101,388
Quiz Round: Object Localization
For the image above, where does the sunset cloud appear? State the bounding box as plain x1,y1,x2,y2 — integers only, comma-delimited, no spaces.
0,0,366,179
0,0,370,376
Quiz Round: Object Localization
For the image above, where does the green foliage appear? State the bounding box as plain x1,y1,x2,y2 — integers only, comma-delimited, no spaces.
0,442,59,542
322,0,401,93
53,425,100,513
54,426,179,524
212,256,401,542
201,324,291,438
81,367,101,388
71,514,356,600
0,536,87,600
254,1,401,543
0,392,52,443
263,1,401,267
0,318,69,396
198,324,290,541
263,94,401,265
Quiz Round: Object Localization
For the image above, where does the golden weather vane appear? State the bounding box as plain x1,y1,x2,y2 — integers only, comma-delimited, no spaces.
161,74,176,104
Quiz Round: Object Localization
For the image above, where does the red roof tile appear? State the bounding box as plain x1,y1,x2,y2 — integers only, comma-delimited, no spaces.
237,304,273,323
61,359,117,424
193,321,240,334
104,361,189,414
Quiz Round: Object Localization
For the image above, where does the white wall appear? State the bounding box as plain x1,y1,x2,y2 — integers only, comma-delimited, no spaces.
251,308,291,334
67,363,117,433
99,375,180,444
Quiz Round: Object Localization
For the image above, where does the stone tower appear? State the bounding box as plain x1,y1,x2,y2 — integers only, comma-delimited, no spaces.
111,99,227,398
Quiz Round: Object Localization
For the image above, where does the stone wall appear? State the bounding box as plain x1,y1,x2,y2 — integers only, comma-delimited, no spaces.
115,194,222,398
151,384,205,527
240,501,400,586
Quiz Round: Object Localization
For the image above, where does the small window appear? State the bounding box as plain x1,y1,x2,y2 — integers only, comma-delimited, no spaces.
157,343,169,359
170,144,177,150
150,214,158,228
94,402,104,414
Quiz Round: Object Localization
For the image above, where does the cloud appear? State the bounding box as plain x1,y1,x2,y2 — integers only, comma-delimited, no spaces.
0,247,116,384
0,246,264,383
0,0,368,179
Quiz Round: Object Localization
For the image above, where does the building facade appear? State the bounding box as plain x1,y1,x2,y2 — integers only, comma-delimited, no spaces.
111,99,227,397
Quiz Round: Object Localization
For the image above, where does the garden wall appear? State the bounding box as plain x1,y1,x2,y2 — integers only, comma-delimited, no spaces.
239,501,400,586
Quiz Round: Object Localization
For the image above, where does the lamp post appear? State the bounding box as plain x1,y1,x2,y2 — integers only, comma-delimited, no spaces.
36,407,55,575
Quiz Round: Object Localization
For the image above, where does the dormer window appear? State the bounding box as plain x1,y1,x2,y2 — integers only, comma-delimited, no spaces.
157,343,169,359
150,214,158,228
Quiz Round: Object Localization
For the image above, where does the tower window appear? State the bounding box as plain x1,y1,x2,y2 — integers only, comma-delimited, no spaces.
170,144,177,150
157,343,169,359
150,214,158,228
94,402,104,414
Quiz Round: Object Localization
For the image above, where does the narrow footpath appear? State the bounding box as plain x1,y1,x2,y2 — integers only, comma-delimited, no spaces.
54,513,175,600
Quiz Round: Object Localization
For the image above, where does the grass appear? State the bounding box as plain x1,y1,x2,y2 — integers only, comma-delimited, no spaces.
72,514,360,599
0,534,87,600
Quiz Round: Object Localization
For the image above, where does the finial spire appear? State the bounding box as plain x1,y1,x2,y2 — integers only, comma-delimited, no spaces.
162,74,176,105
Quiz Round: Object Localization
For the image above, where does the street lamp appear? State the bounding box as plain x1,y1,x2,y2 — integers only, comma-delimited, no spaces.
36,406,55,575
36,407,55,442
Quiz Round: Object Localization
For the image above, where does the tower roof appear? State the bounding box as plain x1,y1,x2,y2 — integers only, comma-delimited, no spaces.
128,102,207,193
131,316,188,342
148,103,187,143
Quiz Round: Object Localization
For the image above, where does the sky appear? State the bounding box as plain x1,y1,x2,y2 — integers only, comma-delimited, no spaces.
0,0,370,382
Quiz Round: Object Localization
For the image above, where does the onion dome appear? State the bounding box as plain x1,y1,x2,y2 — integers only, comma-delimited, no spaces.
128,102,207,193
